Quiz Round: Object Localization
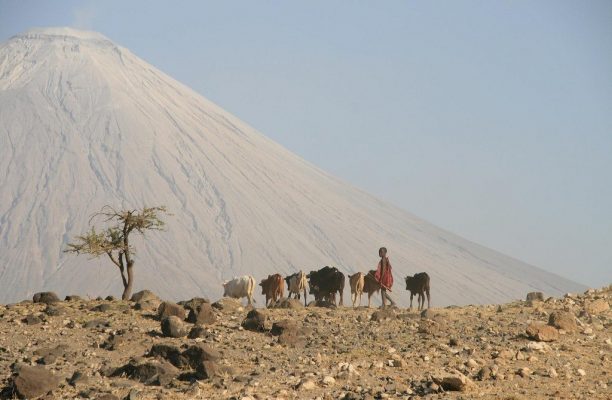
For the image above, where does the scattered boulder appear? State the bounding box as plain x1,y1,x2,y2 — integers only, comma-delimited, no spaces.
34,344,69,365
241,309,268,332
548,311,577,332
84,318,110,329
113,359,178,386
157,301,186,321
12,365,61,398
436,373,473,392
32,292,60,304
96,395,120,400
584,299,609,315
211,297,243,312
68,371,89,387
44,305,65,316
179,297,210,314
271,319,298,336
23,314,42,325
91,303,112,313
64,295,83,302
183,343,222,379
526,322,559,342
526,292,544,302
161,316,189,338
188,325,211,339
148,343,187,368
105,295,116,301
276,298,303,309
130,290,159,303
101,332,126,351
186,303,217,325
307,300,336,308
134,299,161,311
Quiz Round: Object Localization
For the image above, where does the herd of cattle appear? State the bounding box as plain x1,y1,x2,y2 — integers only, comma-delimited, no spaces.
222,266,431,310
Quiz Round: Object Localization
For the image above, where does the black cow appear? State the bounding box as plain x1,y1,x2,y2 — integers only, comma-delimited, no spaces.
405,272,431,310
307,266,345,306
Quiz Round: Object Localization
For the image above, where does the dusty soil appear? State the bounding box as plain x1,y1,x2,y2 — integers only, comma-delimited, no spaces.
0,286,609,400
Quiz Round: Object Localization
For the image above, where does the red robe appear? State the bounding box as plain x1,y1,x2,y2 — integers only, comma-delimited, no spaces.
375,257,393,291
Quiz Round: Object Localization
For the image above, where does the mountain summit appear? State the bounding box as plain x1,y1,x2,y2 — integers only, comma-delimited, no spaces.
0,28,584,304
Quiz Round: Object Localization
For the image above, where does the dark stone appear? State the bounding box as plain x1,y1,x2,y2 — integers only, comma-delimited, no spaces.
188,325,211,339
526,292,544,302
148,344,187,369
44,305,65,316
84,319,110,329
64,295,83,302
101,332,126,351
157,301,186,321
211,297,242,312
548,311,577,332
68,370,89,386
242,309,268,332
32,292,60,304
161,316,188,338
186,303,216,325
12,365,61,398
420,309,435,319
105,295,117,301
183,343,222,367
195,360,218,379
23,314,42,325
179,297,210,314
113,360,178,386
91,303,112,312
130,290,159,303
96,395,120,400
34,344,69,365
270,319,297,336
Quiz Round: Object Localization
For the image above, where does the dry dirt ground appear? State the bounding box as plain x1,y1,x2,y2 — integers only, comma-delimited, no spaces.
0,286,609,400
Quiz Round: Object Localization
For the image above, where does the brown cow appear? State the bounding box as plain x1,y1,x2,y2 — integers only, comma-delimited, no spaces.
363,270,381,308
348,272,365,307
405,272,430,310
260,274,284,307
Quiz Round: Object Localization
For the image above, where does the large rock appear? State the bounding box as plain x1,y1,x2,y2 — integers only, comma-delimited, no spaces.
183,343,222,365
584,299,609,315
437,373,473,392
157,301,186,320
211,297,243,312
548,311,577,332
179,297,210,314
271,319,306,347
33,344,69,365
148,344,188,368
161,316,189,338
130,290,159,303
526,292,544,302
64,295,83,302
186,303,217,325
113,360,178,386
183,344,222,379
276,298,303,309
241,309,268,332
526,322,559,342
12,365,61,398
32,291,60,304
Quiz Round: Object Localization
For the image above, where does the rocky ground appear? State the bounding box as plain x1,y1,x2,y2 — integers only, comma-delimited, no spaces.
0,286,610,400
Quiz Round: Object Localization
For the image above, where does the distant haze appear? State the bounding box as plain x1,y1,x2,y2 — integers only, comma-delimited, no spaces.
0,1,610,287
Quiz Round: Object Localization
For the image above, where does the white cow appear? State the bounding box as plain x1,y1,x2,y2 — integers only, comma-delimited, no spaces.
285,271,309,306
222,275,256,305
349,272,365,307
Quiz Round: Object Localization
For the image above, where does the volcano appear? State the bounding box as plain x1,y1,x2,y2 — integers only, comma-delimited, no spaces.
0,27,584,305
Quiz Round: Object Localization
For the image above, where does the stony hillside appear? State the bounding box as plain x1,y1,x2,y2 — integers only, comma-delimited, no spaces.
0,286,609,399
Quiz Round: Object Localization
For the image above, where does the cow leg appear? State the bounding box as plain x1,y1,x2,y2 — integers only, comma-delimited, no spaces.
426,288,431,309
339,290,343,307
409,293,414,310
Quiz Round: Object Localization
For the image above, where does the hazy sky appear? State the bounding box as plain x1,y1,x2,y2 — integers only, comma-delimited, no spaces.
1,1,610,287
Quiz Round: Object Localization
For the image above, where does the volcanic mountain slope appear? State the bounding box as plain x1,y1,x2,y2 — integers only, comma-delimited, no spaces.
0,27,584,305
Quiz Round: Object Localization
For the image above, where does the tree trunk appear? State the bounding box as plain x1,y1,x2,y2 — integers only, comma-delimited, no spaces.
122,261,134,300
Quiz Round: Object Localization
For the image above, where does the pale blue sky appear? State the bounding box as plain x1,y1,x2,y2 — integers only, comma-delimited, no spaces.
1,1,611,287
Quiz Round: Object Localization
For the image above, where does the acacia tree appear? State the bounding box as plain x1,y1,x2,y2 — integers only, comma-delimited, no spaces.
65,206,169,300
